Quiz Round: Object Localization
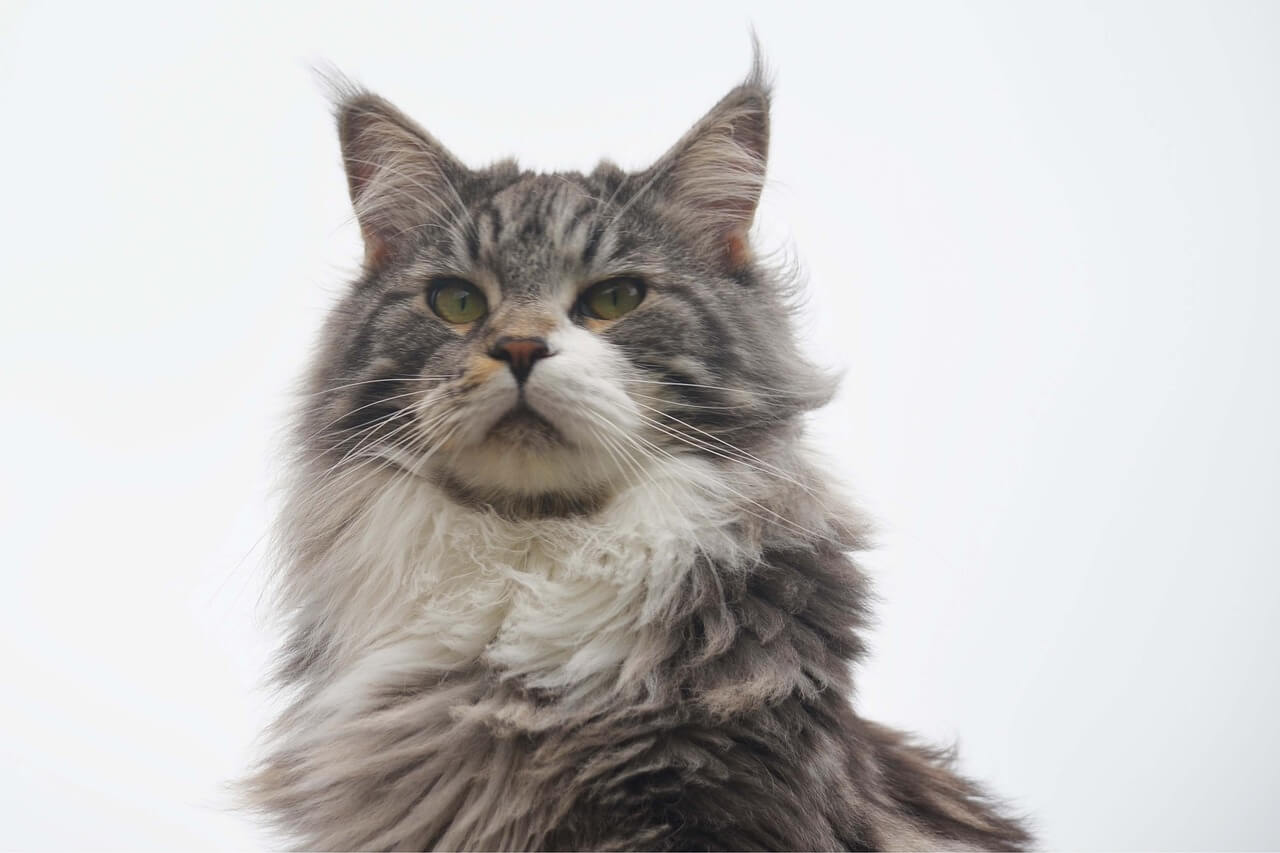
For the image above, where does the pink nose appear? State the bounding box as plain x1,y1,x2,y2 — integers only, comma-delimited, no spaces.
489,336,551,384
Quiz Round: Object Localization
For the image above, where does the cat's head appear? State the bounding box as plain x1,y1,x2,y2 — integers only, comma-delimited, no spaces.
301,60,833,518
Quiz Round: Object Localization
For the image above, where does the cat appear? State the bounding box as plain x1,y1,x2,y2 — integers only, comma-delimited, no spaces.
243,49,1033,851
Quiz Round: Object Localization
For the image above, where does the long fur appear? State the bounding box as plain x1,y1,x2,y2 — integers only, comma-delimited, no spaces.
244,50,1033,851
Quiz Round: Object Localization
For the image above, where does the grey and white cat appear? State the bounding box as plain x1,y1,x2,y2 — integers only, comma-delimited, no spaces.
245,53,1033,851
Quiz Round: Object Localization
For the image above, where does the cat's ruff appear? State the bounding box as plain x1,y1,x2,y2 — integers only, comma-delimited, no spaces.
286,453,763,717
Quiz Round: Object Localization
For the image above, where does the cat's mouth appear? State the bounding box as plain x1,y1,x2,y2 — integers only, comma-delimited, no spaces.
485,401,563,448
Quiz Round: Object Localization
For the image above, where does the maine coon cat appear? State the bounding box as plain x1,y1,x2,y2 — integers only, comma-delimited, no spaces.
245,52,1033,851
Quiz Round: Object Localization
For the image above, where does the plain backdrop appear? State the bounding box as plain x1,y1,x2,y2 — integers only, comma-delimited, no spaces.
2,1,1277,849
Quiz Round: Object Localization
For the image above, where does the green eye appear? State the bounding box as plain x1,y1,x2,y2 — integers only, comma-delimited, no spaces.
427,277,488,324
580,277,646,320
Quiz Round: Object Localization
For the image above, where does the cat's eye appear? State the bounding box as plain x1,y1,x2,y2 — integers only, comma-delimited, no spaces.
579,277,646,321
427,277,488,325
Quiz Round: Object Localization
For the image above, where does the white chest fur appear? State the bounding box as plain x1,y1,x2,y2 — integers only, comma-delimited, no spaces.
292,456,757,717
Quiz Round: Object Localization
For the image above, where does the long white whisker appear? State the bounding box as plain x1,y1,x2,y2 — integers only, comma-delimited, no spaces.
308,409,459,520
582,411,687,522
620,378,811,400
301,376,457,399
305,389,438,443
629,411,818,498
592,414,840,548
627,390,751,411
625,401,820,497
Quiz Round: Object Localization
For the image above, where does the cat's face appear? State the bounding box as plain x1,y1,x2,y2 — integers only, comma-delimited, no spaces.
302,72,830,517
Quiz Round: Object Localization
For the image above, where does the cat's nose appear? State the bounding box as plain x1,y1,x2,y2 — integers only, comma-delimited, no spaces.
489,336,551,384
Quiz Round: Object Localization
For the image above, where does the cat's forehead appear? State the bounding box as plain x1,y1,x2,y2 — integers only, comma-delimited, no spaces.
474,173,608,293
487,173,600,246
471,172,624,289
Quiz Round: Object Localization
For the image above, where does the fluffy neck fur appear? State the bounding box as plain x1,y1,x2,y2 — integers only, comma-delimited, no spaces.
270,428,848,712
288,455,757,702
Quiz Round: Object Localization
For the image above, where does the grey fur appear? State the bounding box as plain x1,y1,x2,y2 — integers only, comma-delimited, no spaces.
244,52,1033,851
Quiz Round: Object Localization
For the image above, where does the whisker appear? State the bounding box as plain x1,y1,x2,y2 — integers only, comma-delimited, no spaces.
626,390,752,411
590,413,841,548
308,410,458,517
327,413,424,479
582,412,691,521
629,411,819,498
300,376,458,399
620,378,812,400
305,389,434,443
625,401,820,497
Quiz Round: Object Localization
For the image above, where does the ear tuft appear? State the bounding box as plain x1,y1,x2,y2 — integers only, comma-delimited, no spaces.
645,45,773,269
321,73,468,269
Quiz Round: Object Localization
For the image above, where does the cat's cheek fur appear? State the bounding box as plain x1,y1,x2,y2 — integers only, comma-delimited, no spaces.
432,367,519,449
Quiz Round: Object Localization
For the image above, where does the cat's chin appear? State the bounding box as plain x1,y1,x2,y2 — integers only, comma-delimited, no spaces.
433,472,610,519
484,403,563,450
430,434,626,520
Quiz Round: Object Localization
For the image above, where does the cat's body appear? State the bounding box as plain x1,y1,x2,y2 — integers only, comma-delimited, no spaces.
246,55,1032,851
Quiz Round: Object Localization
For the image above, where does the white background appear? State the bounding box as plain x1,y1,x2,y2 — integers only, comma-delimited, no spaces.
2,1,1277,849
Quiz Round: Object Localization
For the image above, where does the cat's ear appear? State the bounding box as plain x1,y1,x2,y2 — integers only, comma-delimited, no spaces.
647,56,770,269
332,87,468,268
